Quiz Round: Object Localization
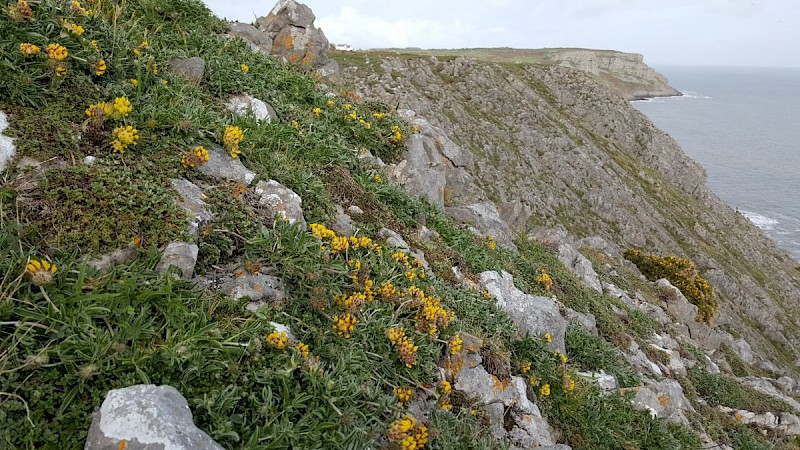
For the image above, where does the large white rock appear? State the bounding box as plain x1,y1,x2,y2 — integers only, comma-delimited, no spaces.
479,270,567,353
225,94,277,123
0,110,15,172
85,385,223,450
156,242,199,280
253,180,306,229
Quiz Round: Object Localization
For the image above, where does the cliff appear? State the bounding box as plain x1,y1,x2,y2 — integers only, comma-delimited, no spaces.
366,47,681,100
337,53,800,376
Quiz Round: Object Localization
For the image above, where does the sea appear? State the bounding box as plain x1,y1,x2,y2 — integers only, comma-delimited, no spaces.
632,66,800,262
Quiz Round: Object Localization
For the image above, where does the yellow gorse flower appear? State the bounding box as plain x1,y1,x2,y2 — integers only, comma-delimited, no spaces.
439,380,452,395
389,125,403,145
70,0,86,15
46,43,68,61
223,125,244,158
95,59,106,76
111,126,139,153
10,0,32,20
19,43,40,56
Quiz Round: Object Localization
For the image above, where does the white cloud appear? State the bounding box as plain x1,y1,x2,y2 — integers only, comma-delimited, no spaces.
316,6,472,49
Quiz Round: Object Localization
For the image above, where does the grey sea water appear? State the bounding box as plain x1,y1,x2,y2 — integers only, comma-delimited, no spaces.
632,66,800,262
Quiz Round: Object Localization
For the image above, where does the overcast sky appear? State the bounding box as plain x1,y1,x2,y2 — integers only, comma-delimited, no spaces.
202,0,800,68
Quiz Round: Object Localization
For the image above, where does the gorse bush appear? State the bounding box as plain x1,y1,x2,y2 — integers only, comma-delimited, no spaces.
624,249,718,323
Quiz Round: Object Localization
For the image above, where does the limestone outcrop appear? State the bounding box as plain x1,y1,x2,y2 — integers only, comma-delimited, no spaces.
228,0,339,79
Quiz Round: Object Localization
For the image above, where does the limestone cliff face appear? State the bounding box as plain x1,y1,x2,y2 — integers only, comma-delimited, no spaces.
339,55,800,373
544,48,680,100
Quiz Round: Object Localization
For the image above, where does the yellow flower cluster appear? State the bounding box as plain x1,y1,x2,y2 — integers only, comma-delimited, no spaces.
327,99,335,108
94,59,106,76
449,334,463,355
373,112,385,119
536,270,553,291
408,286,453,336
181,145,209,169
55,65,67,77
359,119,371,129
19,43,40,56
555,350,568,365
544,332,552,344
9,0,32,21
295,341,310,358
381,280,398,301
563,373,576,392
223,125,244,158
46,43,68,61
266,330,288,349
486,235,497,251
389,125,404,145
312,107,321,118
624,249,718,323
388,415,428,450
394,387,412,405
62,19,85,36
241,63,249,73
439,380,451,395
111,126,139,153
332,314,357,338
521,361,532,374
387,327,418,368
392,252,426,282
540,384,551,396
335,291,368,310
70,0,86,15
310,223,377,255
26,258,57,286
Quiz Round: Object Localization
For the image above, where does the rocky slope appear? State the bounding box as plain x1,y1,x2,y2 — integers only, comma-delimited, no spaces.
337,54,800,376
368,47,681,100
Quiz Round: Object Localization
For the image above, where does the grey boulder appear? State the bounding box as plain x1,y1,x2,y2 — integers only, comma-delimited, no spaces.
85,384,223,450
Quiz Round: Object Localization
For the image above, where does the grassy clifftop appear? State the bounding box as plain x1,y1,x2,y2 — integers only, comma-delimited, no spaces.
0,1,796,449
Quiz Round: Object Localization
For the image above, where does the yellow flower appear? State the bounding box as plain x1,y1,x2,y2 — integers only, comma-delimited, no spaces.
558,351,568,365
62,19,85,36
388,415,416,442
70,0,86,15
133,48,141,57
486,235,496,251
536,270,553,291
95,59,107,76
181,145,209,169
394,387,412,405
412,125,419,134
19,43,40,56
90,40,99,50
26,258,57,286
449,334,463,355
389,125,404,145
266,330,288,349
326,99,335,108
111,126,139,153
295,341,310,358
291,120,299,129
332,314,357,338
521,362,532,374
46,43,68,61
359,119,371,129
151,64,158,75
241,63,249,73
9,0,32,20
312,107,321,118
343,103,352,111
544,332,552,344
108,96,133,120
140,41,150,49
439,380,452,395
540,384,551,396
129,78,139,87
55,65,68,77
373,175,383,183
223,125,244,158
372,112,385,119
439,398,453,411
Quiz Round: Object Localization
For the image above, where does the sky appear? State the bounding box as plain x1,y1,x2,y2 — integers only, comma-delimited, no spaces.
202,0,800,68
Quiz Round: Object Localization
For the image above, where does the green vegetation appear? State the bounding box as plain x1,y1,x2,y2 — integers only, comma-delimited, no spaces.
624,249,719,323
